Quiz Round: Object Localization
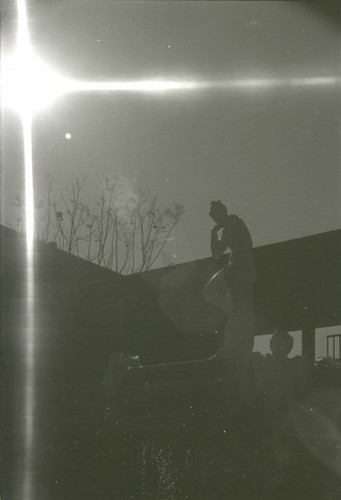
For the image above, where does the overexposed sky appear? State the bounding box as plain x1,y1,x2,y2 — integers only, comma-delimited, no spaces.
2,1,340,265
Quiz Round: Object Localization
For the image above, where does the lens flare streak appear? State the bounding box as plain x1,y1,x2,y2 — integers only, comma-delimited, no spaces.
15,1,36,500
64,76,340,94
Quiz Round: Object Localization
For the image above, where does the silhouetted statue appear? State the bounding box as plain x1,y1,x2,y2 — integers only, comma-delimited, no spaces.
203,201,256,358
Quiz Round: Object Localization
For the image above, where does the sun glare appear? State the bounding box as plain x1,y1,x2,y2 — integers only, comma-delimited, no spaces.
2,49,67,114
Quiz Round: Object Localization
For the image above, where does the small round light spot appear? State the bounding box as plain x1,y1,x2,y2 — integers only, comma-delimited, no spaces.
65,133,72,140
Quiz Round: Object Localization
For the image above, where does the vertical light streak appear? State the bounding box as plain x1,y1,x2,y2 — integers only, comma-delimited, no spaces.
23,109,35,500
17,0,30,49
23,111,34,250
16,1,36,499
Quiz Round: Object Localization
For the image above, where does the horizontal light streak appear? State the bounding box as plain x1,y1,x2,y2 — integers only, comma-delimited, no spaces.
65,79,198,92
3,55,340,114
64,76,341,94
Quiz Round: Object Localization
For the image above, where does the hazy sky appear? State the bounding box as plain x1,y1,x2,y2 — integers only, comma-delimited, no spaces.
2,0,340,266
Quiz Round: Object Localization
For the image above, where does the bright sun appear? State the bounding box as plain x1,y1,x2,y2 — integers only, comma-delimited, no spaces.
2,49,67,114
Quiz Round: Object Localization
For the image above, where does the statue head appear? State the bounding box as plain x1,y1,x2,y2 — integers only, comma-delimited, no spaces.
209,200,228,224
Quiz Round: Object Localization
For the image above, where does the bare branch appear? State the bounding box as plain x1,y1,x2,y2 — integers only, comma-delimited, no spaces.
12,174,184,274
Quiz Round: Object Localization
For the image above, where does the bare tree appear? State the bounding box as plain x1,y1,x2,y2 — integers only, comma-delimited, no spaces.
130,191,184,273
51,177,88,254
14,175,184,274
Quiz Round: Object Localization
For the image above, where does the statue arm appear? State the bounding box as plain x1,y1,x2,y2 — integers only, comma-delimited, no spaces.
211,225,229,259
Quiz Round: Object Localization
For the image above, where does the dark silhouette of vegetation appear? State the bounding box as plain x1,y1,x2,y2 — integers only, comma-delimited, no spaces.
14,175,184,273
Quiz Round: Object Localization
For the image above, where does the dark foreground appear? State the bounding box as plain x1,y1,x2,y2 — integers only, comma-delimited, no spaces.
3,354,341,500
